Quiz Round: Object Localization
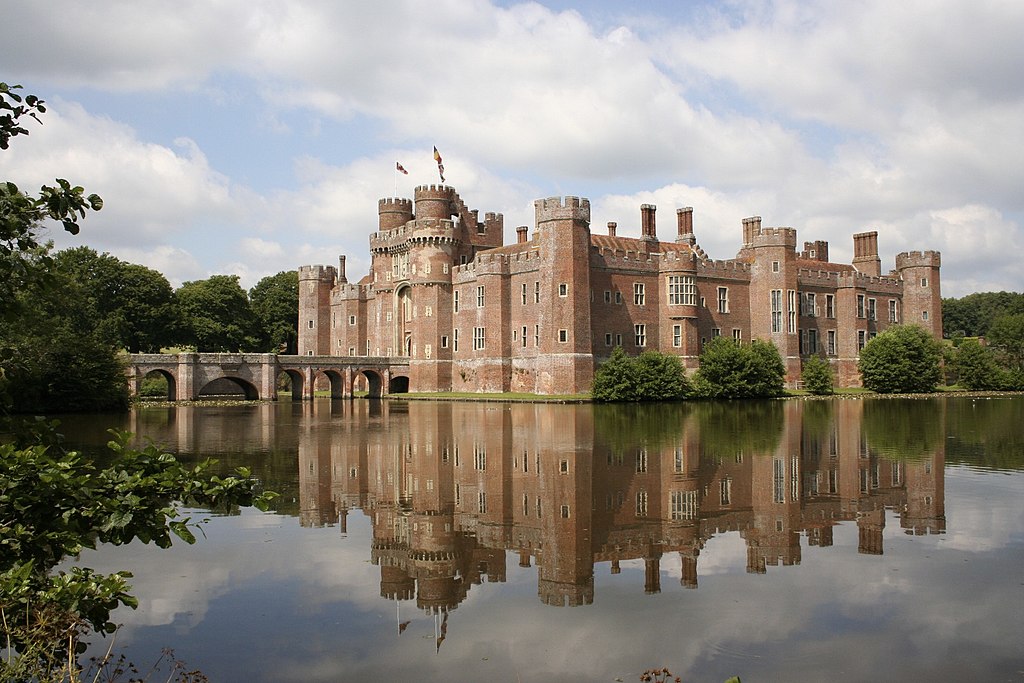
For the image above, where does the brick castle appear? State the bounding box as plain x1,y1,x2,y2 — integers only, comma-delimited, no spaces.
298,184,942,393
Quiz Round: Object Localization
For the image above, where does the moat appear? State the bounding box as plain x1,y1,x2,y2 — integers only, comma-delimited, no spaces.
59,396,1024,682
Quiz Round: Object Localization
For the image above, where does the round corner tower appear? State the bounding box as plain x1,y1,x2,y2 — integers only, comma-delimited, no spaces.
896,250,942,338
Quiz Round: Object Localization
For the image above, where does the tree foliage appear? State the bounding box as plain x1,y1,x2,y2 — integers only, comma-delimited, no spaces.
591,348,690,402
942,291,1024,338
986,313,1024,372
55,247,177,353
1,84,102,326
0,84,118,413
954,339,1004,390
175,274,261,352
801,355,834,395
249,270,299,353
858,324,943,393
693,337,785,399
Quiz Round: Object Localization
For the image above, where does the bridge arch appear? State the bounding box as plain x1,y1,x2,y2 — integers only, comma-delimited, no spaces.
197,376,260,400
313,369,346,398
388,375,410,394
278,368,304,400
360,369,384,398
140,368,176,401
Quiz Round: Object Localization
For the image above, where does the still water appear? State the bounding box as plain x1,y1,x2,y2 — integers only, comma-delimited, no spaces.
58,396,1024,682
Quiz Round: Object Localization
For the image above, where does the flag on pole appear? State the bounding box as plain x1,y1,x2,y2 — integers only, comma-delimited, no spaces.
396,161,408,175
433,146,445,183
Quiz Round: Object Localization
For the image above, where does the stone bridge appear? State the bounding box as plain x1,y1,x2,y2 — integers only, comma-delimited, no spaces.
127,353,412,401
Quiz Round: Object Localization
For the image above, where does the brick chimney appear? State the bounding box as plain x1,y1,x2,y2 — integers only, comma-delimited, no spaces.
641,204,657,241
516,225,528,244
607,221,617,237
676,207,694,244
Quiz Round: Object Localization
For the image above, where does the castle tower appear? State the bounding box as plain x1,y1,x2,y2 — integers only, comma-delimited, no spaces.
747,223,801,383
852,231,881,277
534,197,594,394
298,265,337,356
896,251,942,338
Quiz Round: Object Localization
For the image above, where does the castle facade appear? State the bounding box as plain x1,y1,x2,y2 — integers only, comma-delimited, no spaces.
298,184,942,394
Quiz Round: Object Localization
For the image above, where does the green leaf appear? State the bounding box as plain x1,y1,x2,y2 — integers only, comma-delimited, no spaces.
169,520,196,544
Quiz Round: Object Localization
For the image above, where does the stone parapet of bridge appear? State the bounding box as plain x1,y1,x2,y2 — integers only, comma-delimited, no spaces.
127,354,412,401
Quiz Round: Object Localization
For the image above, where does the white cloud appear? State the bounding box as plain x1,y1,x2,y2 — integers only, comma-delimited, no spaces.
1,0,1020,295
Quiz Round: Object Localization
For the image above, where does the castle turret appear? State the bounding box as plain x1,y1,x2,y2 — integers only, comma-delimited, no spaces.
534,197,594,394
747,225,801,383
896,251,942,338
379,197,414,231
298,264,337,356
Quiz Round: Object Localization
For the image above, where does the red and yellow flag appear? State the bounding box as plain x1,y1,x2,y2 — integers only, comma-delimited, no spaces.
433,146,445,183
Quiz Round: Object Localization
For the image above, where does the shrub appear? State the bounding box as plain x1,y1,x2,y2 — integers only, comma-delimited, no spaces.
801,355,834,395
858,325,943,393
591,348,689,402
695,337,785,399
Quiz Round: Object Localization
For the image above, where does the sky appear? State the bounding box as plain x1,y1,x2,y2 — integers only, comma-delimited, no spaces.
2,0,1023,297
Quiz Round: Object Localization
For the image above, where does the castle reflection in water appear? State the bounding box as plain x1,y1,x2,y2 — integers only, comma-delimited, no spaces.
295,400,944,613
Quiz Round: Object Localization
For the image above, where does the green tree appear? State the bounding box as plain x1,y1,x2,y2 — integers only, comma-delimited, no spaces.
1,84,102,326
858,324,943,393
54,246,177,353
954,339,1004,390
176,274,261,352
941,291,1024,338
987,313,1024,372
801,355,834,395
694,337,785,399
249,270,299,353
1,84,112,412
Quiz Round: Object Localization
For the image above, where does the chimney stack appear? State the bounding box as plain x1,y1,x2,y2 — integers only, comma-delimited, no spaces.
516,225,528,244
676,207,694,244
641,204,657,240
607,221,617,237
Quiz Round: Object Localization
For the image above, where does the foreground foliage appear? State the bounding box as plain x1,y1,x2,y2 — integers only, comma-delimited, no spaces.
858,325,943,393
0,425,277,680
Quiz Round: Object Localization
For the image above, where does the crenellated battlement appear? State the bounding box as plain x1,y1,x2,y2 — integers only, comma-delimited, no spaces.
696,258,752,277
835,270,902,289
298,264,337,283
534,196,591,224
415,184,456,220
378,197,413,212
751,227,797,248
896,250,941,269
